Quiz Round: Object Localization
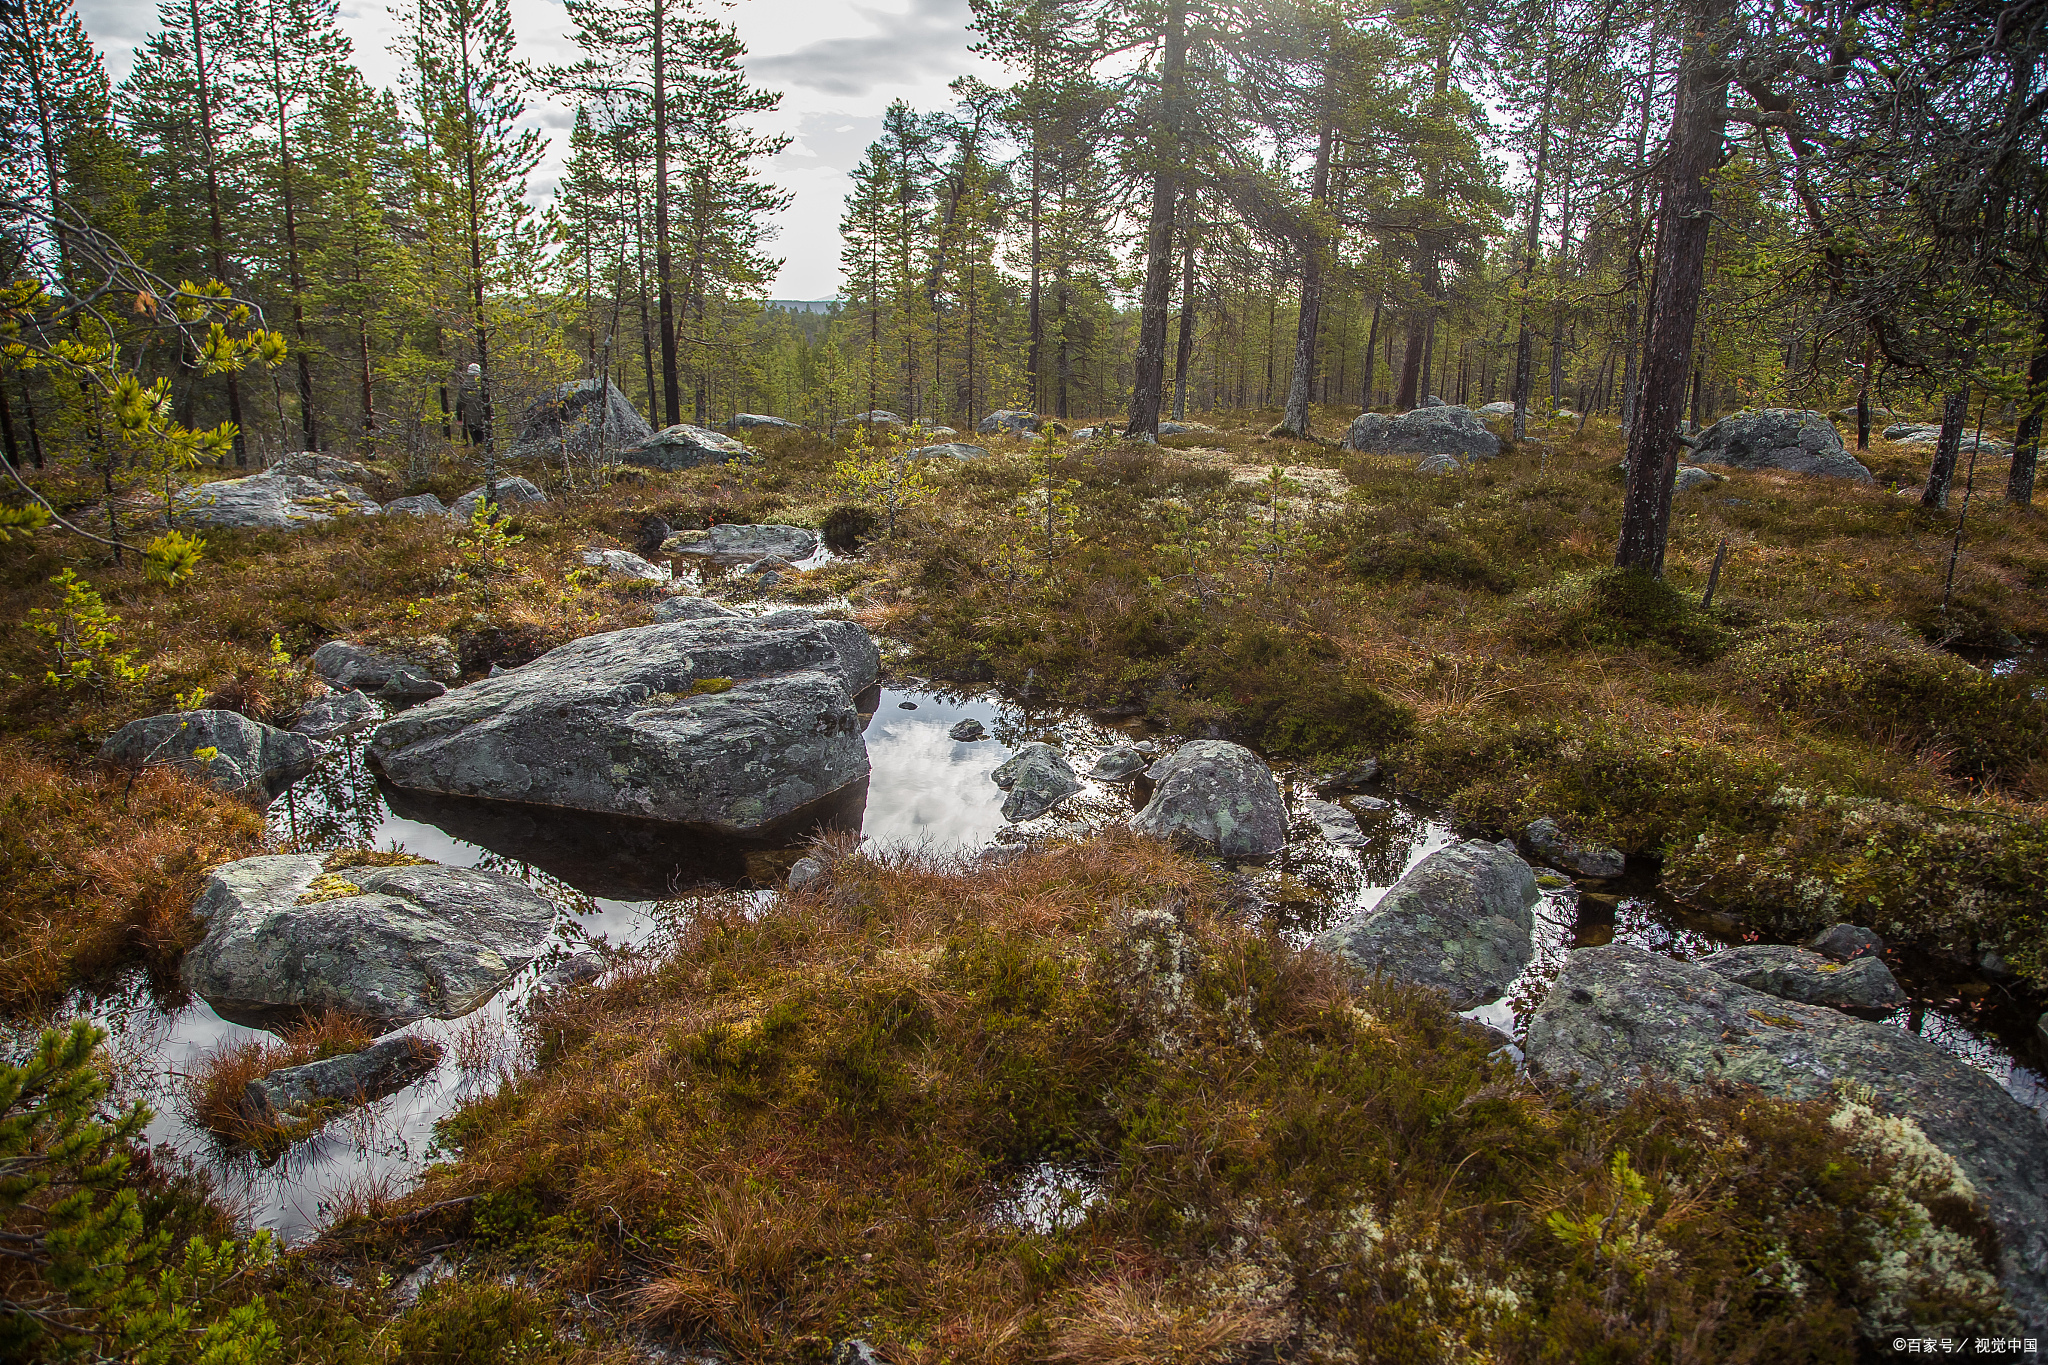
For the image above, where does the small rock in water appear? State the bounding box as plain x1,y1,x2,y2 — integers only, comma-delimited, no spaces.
242,1034,443,1122
292,689,380,740
897,700,918,709
1302,797,1369,848
1808,922,1885,962
1699,943,1907,1017
1132,741,1288,857
1318,758,1379,791
535,950,606,995
1134,740,1159,756
787,856,826,890
948,718,986,741
1522,815,1625,879
1088,744,1147,780
991,742,1082,822
1315,840,1540,1009
375,669,447,704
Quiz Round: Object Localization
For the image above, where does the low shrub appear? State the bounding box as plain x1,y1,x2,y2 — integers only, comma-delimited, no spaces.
1515,566,1733,661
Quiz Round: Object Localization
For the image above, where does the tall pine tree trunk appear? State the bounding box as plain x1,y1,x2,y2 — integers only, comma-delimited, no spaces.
1615,0,1733,573
653,0,682,428
1278,110,1334,438
189,0,246,466
1921,387,1971,510
1511,56,1553,441
2008,312,2047,507
1172,214,1197,421
264,36,317,451
1124,0,1186,440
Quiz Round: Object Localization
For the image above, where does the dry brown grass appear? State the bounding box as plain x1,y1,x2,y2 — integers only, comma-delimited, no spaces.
1047,1276,1288,1365
179,1007,374,1147
0,743,266,1009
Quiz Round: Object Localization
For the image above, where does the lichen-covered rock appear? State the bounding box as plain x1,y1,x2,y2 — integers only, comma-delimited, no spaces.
979,409,1044,437
1088,744,1147,780
375,670,446,705
1478,401,1516,416
626,423,750,471
1157,420,1218,435
580,548,671,583
1810,923,1886,962
243,1035,443,1121
1672,465,1719,493
448,476,547,523
1415,453,1463,475
1339,405,1501,462
787,856,826,890
1699,943,1907,1016
313,637,460,689
172,471,383,531
661,523,819,566
838,411,904,428
991,742,1081,822
383,493,447,517
1691,409,1875,482
368,615,880,834
1522,815,1625,879
1303,797,1368,848
730,413,800,430
292,690,381,740
1131,741,1287,857
1527,943,2048,1331
652,596,739,623
271,452,375,486
510,379,652,462
908,442,989,460
184,853,557,1028
100,710,319,803
1313,840,1539,1008
949,718,986,742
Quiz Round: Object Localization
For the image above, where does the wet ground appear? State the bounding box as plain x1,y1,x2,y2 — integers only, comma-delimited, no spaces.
23,678,2047,1244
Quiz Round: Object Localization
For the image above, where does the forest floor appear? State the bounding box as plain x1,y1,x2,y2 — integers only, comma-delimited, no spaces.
3,401,2045,1361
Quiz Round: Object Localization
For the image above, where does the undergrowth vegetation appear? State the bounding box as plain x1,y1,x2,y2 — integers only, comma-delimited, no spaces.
319,834,2011,1363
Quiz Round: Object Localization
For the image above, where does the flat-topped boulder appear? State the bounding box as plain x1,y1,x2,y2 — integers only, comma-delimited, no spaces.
1340,405,1501,462
580,548,671,583
909,443,988,460
100,709,319,803
626,424,750,471
292,690,381,740
271,452,376,486
368,615,880,835
511,379,652,462
313,637,460,690
729,413,799,430
449,476,547,523
183,853,557,1029
1132,741,1287,857
1691,409,1874,481
1527,943,2048,1330
660,523,819,566
173,471,382,531
1314,840,1539,1008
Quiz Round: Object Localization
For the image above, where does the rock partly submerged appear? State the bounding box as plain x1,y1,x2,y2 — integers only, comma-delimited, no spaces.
313,637,460,690
1314,840,1540,1009
100,709,319,803
1698,942,1908,1016
991,742,1082,822
243,1034,444,1122
1131,740,1288,857
291,689,381,740
368,613,880,836
1527,943,2048,1331
1522,815,1625,879
183,853,557,1028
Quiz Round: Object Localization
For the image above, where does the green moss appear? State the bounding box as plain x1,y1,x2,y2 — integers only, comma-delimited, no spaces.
392,1279,564,1364
1517,567,1733,661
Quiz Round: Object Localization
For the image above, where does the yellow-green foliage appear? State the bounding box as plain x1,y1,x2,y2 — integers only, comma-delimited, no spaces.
22,569,146,692
394,833,2006,1363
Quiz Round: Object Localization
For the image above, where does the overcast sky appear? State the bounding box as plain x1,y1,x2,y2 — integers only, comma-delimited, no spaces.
78,0,1003,297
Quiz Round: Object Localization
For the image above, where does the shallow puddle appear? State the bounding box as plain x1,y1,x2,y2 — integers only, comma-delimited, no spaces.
22,678,2045,1243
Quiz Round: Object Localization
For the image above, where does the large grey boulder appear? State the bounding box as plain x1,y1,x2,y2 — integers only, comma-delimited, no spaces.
368,615,880,835
979,409,1044,437
1522,815,1625,879
652,595,739,623
183,853,557,1029
173,472,382,532
991,743,1081,822
1131,741,1287,857
838,411,905,428
1698,942,1907,1016
511,379,653,462
580,548,671,584
100,710,318,803
383,493,447,518
1339,405,1501,462
292,690,381,740
909,443,989,460
729,413,799,430
243,1034,443,1121
312,637,460,690
1527,943,2048,1331
1477,401,1516,417
627,424,751,471
661,523,819,566
1314,840,1540,1008
449,476,547,523
1889,425,2011,455
1691,409,1875,482
271,453,375,486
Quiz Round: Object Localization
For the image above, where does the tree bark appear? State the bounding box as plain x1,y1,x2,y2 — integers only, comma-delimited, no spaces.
263,21,317,451
653,0,682,428
1921,386,1970,511
1856,329,1874,450
1124,0,1185,440
2008,316,2047,507
1171,210,1198,421
188,0,246,466
1618,36,1656,439
1512,45,1554,442
1615,0,1732,574
1360,288,1383,409
1278,110,1334,438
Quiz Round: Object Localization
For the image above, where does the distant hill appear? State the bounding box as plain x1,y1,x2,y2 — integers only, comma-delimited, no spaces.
765,299,842,314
